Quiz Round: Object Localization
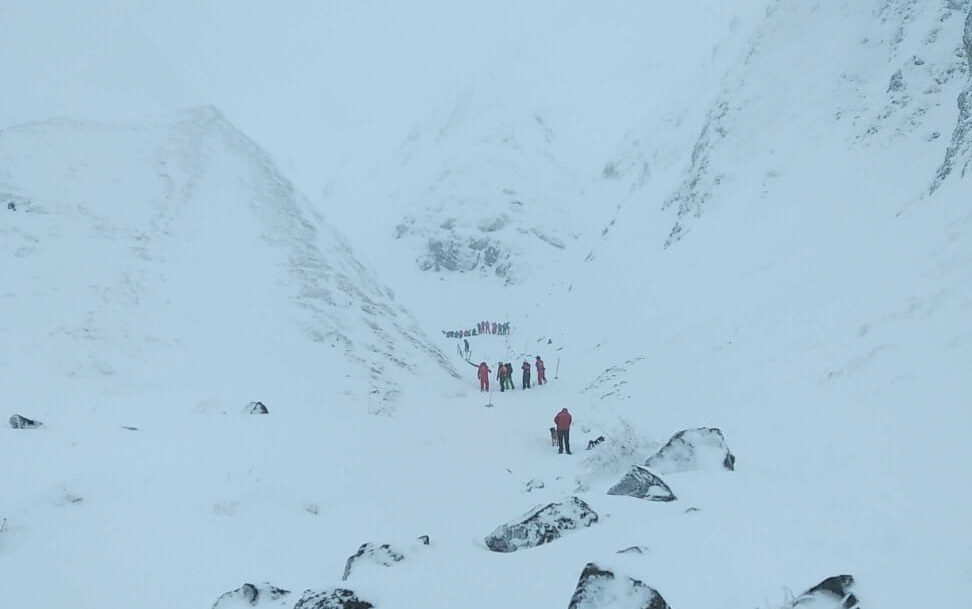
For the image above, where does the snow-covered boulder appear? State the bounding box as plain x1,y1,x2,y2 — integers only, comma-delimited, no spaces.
645,428,735,474
607,466,676,501
342,543,404,581
244,401,269,415
568,563,671,609
9,414,41,429
342,536,431,580
293,588,374,609
484,496,598,553
211,582,291,608
785,575,859,609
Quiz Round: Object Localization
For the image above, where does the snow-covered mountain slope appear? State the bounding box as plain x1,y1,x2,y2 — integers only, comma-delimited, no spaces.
0,107,458,414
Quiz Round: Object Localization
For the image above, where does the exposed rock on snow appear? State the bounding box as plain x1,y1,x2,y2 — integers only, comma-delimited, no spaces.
341,535,431,580
342,543,404,581
8,414,41,429
244,401,269,415
607,466,676,502
932,7,972,190
616,546,649,555
524,478,545,492
211,582,291,608
293,588,374,609
784,575,859,609
484,496,598,553
645,428,735,474
568,562,671,609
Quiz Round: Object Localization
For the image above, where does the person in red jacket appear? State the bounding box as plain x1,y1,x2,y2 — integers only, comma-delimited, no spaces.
554,408,572,454
477,362,491,392
535,356,546,385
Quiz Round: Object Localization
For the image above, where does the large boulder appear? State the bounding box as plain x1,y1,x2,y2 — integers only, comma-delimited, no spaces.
645,428,735,474
568,563,671,609
485,496,598,553
211,583,291,608
785,575,859,609
293,588,374,609
607,466,676,502
9,414,42,429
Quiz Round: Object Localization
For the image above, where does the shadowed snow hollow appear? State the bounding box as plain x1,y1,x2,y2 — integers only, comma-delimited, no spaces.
0,107,458,411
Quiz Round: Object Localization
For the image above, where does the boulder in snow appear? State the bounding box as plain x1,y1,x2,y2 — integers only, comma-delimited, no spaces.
211,582,291,608
785,575,859,609
293,588,374,609
645,427,735,474
607,466,676,502
485,496,598,553
9,414,41,429
244,401,269,415
342,543,404,581
568,562,671,609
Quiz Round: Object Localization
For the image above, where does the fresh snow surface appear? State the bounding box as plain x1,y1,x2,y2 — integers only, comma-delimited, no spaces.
2,1,972,609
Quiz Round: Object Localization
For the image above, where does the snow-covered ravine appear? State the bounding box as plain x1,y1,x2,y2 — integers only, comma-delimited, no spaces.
2,1,971,608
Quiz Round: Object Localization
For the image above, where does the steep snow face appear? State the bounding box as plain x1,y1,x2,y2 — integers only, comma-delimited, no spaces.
0,108,457,413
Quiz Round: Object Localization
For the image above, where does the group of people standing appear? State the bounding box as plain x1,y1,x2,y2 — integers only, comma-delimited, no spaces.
476,356,547,392
442,321,511,339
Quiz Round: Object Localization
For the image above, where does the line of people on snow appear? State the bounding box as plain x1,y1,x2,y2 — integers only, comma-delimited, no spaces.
442,321,511,339
476,356,547,392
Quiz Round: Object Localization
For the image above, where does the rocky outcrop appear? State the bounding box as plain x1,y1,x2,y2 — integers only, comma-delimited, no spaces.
568,563,671,609
211,583,291,608
607,466,676,501
484,496,598,552
9,414,42,429
293,588,374,609
645,428,735,474
931,7,972,190
785,575,859,609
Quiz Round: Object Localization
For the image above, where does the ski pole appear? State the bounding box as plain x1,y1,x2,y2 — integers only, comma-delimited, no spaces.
555,358,560,380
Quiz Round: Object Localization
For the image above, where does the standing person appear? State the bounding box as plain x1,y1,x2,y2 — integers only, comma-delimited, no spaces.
491,321,497,334
477,362,491,392
505,363,515,390
535,356,546,385
463,338,470,359
497,361,508,392
554,408,572,454
521,360,531,389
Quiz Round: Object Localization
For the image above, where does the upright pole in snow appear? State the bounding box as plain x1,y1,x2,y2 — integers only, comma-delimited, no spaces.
555,358,560,380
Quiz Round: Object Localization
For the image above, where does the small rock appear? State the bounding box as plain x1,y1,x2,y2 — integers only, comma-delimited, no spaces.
9,414,42,429
784,575,859,609
607,466,676,502
417,535,430,545
293,588,374,609
212,582,291,608
616,546,648,555
645,428,735,474
568,562,671,609
7,202,15,211
524,478,545,492
683,507,700,514
485,496,598,553
244,401,269,415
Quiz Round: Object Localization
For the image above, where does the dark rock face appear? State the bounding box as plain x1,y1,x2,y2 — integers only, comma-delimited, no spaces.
342,543,404,581
485,496,598,553
786,575,860,609
293,588,374,609
607,466,676,502
244,401,269,414
568,563,671,609
211,582,291,608
645,428,735,474
9,414,41,429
